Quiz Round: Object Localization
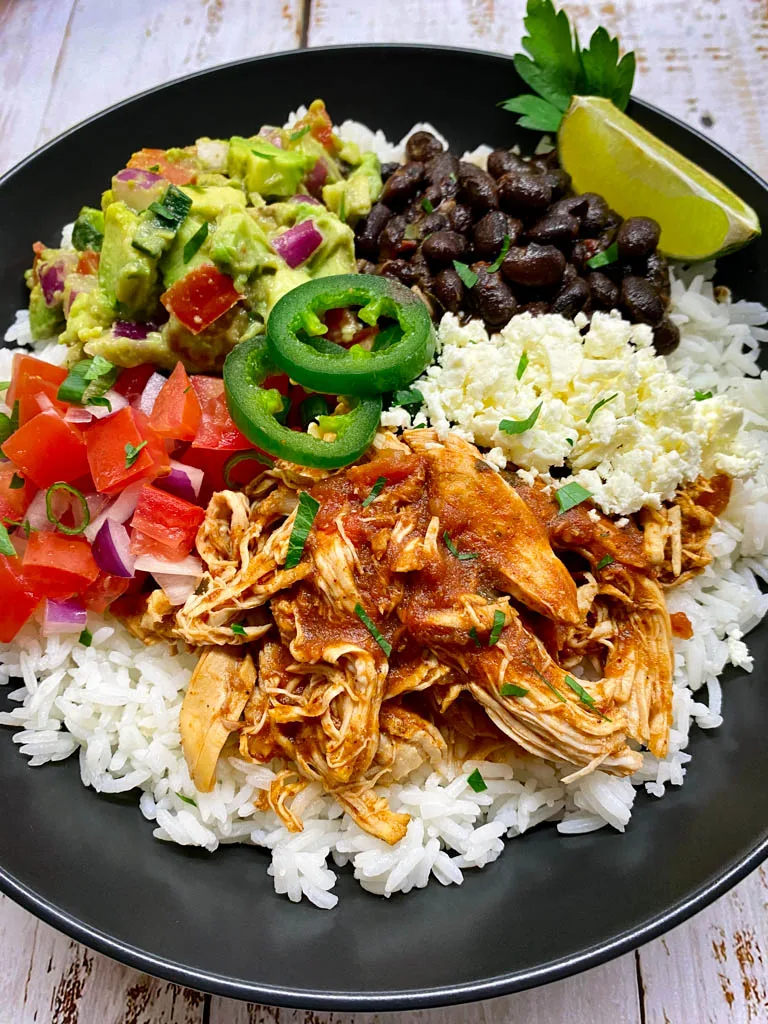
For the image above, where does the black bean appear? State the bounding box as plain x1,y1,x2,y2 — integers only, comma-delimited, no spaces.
408,252,434,291
405,131,444,163
586,272,620,310
380,162,400,180
473,211,520,259
529,151,559,172
621,276,665,324
356,258,377,275
422,211,450,234
377,259,416,286
422,230,468,267
571,238,604,273
551,278,591,317
652,317,681,355
528,210,580,245
447,202,474,235
540,168,571,199
550,195,589,220
380,162,425,208
426,151,460,185
617,216,661,260
580,193,610,236
501,243,566,289
433,267,466,313
498,173,552,216
562,263,579,286
457,162,499,213
470,264,518,328
521,300,552,317
354,202,393,260
378,214,407,260
645,251,671,304
487,149,531,180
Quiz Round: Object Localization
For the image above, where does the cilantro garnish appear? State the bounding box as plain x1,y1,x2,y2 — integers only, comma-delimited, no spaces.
500,1,636,132
585,393,618,424
391,388,424,410
489,609,506,646
564,674,612,721
0,522,15,557
596,554,614,570
468,626,482,648
565,437,574,446
194,578,210,596
285,492,320,570
362,476,387,509
231,623,247,636
487,234,511,273
586,241,619,270
9,473,24,490
183,221,209,264
500,683,529,698
526,660,566,702
290,125,311,142
354,603,392,657
0,381,10,391
555,481,591,513
124,441,147,468
453,260,478,289
516,351,529,380
0,411,15,446
443,531,479,561
177,792,198,807
467,768,488,793
500,401,542,435
79,628,93,647
694,390,713,401
421,197,434,214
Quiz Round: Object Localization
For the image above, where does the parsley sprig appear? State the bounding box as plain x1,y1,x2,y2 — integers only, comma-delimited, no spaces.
500,0,636,133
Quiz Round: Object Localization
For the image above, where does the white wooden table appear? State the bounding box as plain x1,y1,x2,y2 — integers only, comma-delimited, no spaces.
1,1,767,1021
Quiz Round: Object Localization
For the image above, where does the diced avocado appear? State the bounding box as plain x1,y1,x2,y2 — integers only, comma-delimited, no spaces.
264,201,356,278
72,207,105,252
250,264,312,327
159,215,210,287
209,210,273,292
98,201,159,318
59,287,116,351
180,184,246,221
227,136,314,198
28,282,65,341
322,151,382,225
337,139,362,167
85,328,176,370
132,185,192,260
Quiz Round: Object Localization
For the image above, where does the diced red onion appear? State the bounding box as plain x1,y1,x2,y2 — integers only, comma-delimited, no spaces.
87,389,127,420
36,392,56,414
138,372,166,416
92,519,136,578
196,138,229,171
258,126,284,148
84,481,144,542
271,220,323,269
86,493,110,522
38,254,78,307
64,273,97,316
112,168,167,212
112,319,164,341
153,572,200,606
156,460,203,503
42,598,87,636
134,552,203,576
288,194,323,206
304,158,328,198
65,406,94,424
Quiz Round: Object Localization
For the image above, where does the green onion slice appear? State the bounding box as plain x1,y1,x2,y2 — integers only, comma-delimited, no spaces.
596,554,614,570
183,221,209,264
231,623,247,636
79,628,93,647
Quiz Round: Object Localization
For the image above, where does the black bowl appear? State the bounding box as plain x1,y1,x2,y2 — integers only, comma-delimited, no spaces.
0,45,766,1010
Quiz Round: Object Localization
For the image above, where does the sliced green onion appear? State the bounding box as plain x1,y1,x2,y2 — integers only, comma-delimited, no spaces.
586,241,619,270
489,609,505,646
362,476,387,509
250,146,277,161
694,389,713,401
487,234,511,273
231,623,246,636
596,554,614,570
555,481,591,513
516,351,528,380
500,683,529,698
285,492,320,570
89,396,112,411
9,473,24,490
79,628,93,647
58,357,118,406
586,393,618,424
45,482,90,536
564,675,611,721
85,355,113,381
290,125,311,142
124,441,147,468
183,221,209,264
453,260,478,289
443,531,479,561
500,401,542,436
223,450,274,490
354,602,392,657
466,768,487,793
0,522,15,556
176,792,198,807
149,184,192,228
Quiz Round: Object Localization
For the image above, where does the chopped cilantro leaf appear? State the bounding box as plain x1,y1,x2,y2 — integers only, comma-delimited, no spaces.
586,241,619,270
183,221,209,264
392,388,424,409
585,393,618,424
231,623,247,636
79,628,93,647
516,351,529,380
421,197,434,214
565,437,574,446
443,531,479,561
9,473,24,490
0,522,15,556
453,260,478,289
694,389,713,401
526,660,566,702
467,768,488,793
487,234,512,274
124,441,148,468
596,554,614,570
564,674,612,720
290,125,311,142
555,481,591,513
354,603,392,657
285,492,320,570
362,476,387,509
489,609,506,645
500,401,542,436
500,683,529,698
468,626,482,648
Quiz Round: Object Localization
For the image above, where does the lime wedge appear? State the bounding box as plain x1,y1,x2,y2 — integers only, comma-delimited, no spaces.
558,96,760,261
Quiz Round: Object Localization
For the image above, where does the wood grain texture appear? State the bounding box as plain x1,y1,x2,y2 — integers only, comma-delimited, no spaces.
1,1,767,1022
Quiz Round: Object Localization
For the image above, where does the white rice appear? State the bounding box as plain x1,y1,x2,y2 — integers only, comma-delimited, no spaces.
0,131,766,909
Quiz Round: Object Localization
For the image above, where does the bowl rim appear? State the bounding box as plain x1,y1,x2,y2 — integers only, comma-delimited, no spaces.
1,42,767,1011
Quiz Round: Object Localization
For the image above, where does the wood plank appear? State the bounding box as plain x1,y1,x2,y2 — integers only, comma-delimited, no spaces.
638,866,768,1023
0,893,205,1024
209,953,641,1023
306,0,768,176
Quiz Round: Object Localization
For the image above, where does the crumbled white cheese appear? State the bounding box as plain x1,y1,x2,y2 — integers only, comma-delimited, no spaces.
414,311,757,515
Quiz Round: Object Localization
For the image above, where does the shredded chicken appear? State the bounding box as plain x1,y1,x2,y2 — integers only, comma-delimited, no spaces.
113,431,727,844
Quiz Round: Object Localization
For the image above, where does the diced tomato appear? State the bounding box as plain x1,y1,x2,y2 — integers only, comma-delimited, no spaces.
76,250,100,275
18,375,68,425
85,406,169,494
161,266,240,335
347,450,422,488
82,571,130,613
127,148,197,186
190,376,252,451
0,555,41,641
130,484,205,559
300,99,336,152
149,362,202,441
22,533,99,600
112,364,156,404
2,411,89,490
0,463,35,524
177,447,229,503
6,353,67,409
